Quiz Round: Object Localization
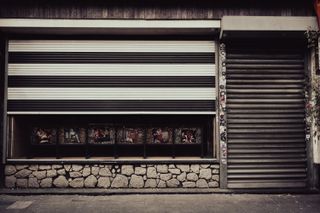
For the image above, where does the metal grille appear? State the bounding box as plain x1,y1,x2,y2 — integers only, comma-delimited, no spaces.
226,40,307,189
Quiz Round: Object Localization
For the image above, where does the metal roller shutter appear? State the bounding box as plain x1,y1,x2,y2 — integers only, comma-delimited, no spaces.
226,40,307,189
7,39,216,114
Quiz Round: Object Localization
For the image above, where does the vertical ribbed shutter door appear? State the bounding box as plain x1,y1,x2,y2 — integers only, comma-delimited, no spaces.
226,40,307,189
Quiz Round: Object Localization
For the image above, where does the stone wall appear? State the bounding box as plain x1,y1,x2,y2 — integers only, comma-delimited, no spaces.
4,163,219,189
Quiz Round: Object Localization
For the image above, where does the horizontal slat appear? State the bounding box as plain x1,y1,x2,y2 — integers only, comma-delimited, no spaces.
227,69,304,74
227,54,303,59
227,114,305,119
228,74,304,79
227,182,307,188
228,148,306,154
228,168,306,174
8,64,216,76
228,104,304,109
227,119,304,123
227,86,304,90
9,52,215,63
228,159,307,164
228,139,305,144
227,79,304,84
227,59,304,64
7,88,216,100
9,40,216,52
228,129,305,133
226,64,304,69
227,94,304,99
228,134,304,139
7,100,216,112
228,164,306,169
8,76,215,88
227,173,307,179
228,143,306,149
227,109,305,114
228,154,306,159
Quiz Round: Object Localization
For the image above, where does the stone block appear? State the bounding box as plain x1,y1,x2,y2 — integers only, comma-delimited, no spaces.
5,165,16,176
84,175,98,188
16,165,28,170
29,165,39,171
47,170,57,178
190,165,200,173
40,178,53,188
28,177,39,188
144,179,157,188
16,179,28,188
15,169,32,178
5,175,16,188
182,182,196,188
129,175,144,188
69,172,82,178
166,179,180,188
99,168,112,177
177,172,186,182
53,176,68,188
199,169,211,180
176,165,190,172
186,173,198,181
160,173,172,181
156,165,168,173
121,165,134,176
39,165,51,170
70,178,84,188
33,171,46,180
72,165,83,172
147,167,157,178
196,179,209,188
168,168,181,175
111,175,128,188
135,167,146,175
97,177,110,188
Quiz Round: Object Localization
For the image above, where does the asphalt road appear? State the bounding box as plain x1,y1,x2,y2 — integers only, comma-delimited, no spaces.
0,194,319,213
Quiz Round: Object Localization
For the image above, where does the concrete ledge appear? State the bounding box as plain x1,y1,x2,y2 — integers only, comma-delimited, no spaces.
0,188,318,195
221,16,318,38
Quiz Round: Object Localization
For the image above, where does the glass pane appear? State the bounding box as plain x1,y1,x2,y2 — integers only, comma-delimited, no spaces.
174,128,202,144
88,126,115,144
32,128,57,144
147,128,173,144
117,128,144,144
58,128,86,144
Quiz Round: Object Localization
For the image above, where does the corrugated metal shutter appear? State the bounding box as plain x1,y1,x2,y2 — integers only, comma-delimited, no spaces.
226,40,307,189
7,40,216,114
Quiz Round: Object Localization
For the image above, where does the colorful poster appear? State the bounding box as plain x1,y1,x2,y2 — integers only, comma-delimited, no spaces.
88,126,115,144
59,128,86,144
174,128,201,144
117,128,144,144
32,128,57,144
147,128,173,144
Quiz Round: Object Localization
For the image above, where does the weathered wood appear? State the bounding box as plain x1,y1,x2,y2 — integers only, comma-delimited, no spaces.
0,0,314,19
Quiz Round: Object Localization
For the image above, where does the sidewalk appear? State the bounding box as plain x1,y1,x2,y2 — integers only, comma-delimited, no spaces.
0,194,319,213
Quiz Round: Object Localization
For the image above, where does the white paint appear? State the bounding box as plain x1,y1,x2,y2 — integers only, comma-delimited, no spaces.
9,40,215,52
8,88,216,100
8,64,216,76
0,19,220,29
7,111,216,115
7,201,33,210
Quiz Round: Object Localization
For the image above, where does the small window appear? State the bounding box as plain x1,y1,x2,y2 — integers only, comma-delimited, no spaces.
7,115,214,159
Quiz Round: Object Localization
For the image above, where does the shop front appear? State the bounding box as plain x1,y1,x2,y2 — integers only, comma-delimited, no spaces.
0,0,319,191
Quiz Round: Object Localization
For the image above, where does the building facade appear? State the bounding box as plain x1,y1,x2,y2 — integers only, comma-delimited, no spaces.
0,0,319,191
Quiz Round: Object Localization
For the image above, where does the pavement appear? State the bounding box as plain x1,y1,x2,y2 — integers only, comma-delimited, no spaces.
0,194,319,213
